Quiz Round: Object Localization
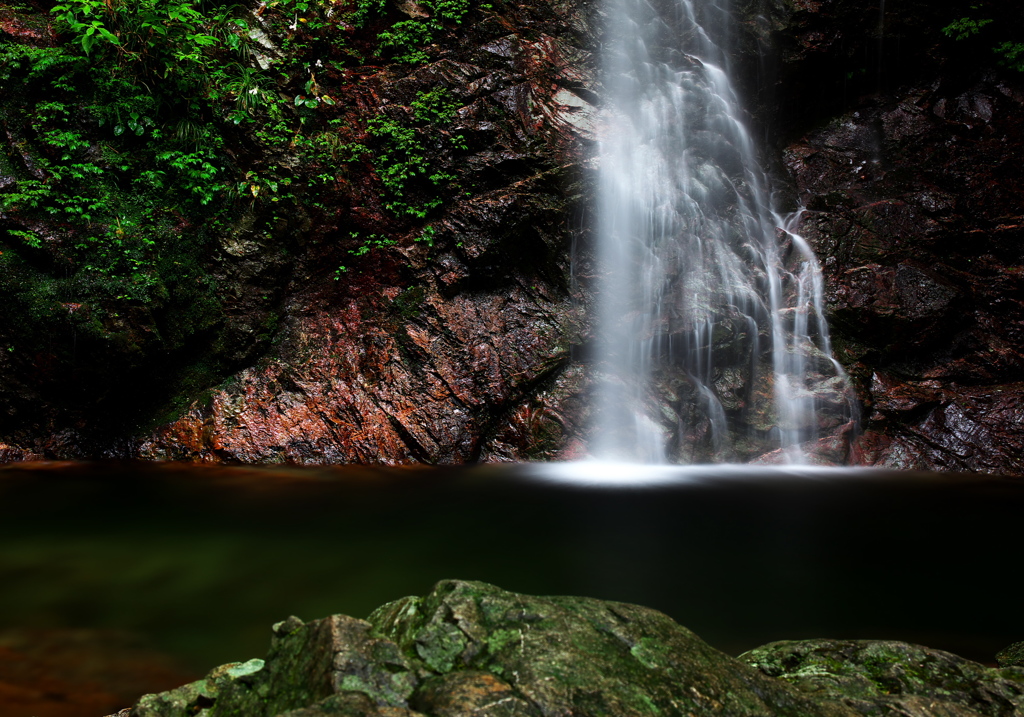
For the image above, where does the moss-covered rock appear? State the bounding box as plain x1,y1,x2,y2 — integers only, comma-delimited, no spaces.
997,642,1024,669
365,580,849,717
114,581,1024,717
740,638,1024,715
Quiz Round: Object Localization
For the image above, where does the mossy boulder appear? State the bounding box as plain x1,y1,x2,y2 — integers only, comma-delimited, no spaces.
118,581,1024,717
739,639,1024,715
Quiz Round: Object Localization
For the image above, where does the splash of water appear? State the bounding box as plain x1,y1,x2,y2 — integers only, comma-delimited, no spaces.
590,0,854,463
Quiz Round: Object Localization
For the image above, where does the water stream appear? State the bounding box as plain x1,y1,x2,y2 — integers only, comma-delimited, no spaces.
591,0,854,462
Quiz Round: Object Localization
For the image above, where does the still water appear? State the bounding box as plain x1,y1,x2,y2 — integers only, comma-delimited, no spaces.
0,461,1021,678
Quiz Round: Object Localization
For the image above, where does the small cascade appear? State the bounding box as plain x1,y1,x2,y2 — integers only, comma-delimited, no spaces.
590,0,855,463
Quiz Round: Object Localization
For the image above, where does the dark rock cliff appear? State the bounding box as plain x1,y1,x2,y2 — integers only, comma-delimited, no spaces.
0,0,597,463
136,0,598,465
2,0,1023,470
752,0,1024,472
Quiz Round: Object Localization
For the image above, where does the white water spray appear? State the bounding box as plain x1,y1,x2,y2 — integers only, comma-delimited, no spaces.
590,0,854,463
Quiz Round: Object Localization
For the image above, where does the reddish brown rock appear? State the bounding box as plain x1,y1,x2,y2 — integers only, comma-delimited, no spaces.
140,279,584,463
411,671,538,717
0,443,42,463
851,383,1024,474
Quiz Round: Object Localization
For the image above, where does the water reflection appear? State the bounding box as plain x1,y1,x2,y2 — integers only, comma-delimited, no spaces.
0,461,1020,679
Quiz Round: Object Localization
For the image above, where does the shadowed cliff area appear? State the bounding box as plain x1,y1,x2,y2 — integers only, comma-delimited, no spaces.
750,0,1024,471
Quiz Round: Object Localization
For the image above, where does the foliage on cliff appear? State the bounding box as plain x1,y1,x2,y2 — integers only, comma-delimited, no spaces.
0,0,593,460
941,1,1024,73
0,0,472,336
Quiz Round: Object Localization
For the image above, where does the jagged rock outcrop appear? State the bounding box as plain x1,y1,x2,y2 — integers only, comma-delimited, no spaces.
741,638,1024,716
114,580,1024,717
135,1,597,464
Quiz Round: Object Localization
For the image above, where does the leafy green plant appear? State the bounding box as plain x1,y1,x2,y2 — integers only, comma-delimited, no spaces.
349,232,398,256
367,115,438,216
351,0,388,27
154,147,225,205
366,87,464,218
6,230,43,249
411,86,461,123
941,16,993,41
378,20,437,64
993,40,1024,72
50,0,236,71
237,172,293,202
224,66,278,122
418,225,438,247
370,0,484,64
942,8,1024,72
0,180,55,213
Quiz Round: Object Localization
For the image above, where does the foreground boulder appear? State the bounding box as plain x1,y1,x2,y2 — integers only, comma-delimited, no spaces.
119,580,1024,717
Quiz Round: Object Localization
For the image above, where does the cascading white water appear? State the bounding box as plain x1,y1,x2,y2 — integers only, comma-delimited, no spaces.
591,0,854,463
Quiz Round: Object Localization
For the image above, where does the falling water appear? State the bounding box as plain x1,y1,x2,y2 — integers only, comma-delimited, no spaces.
591,0,854,463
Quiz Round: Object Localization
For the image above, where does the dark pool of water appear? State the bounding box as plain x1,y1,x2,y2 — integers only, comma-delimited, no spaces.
0,461,1021,673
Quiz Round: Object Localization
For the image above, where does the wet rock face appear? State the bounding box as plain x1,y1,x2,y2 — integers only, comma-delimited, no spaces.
140,285,583,464
118,581,1024,717
0,0,596,463
737,0,1024,475
734,0,1024,473
783,71,1024,473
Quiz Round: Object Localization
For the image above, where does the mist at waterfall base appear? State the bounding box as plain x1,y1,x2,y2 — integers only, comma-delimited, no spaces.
1,462,1021,679
589,0,855,463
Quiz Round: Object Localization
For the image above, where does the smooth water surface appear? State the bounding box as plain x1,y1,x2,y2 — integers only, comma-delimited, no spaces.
0,461,1021,677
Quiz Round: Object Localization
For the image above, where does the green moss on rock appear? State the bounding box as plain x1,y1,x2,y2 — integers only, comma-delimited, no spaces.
119,581,1024,717
739,638,1024,714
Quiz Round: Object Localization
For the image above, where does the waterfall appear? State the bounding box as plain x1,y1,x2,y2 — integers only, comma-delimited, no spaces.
590,0,854,463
